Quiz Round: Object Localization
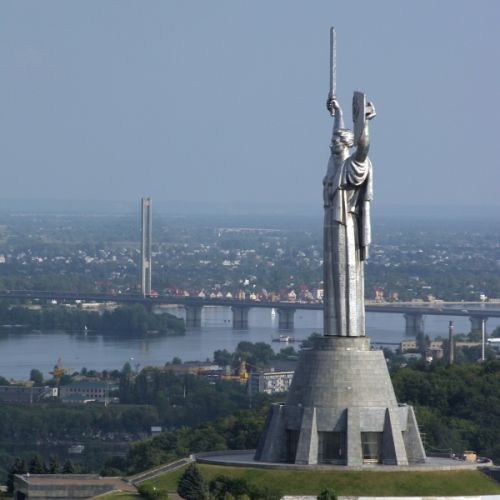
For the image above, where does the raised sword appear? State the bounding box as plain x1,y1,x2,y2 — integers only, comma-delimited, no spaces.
328,26,336,116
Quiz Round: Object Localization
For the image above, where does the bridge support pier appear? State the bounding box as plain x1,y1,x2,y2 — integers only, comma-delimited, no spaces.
232,306,250,329
277,308,295,330
404,313,424,337
185,305,202,328
469,316,487,335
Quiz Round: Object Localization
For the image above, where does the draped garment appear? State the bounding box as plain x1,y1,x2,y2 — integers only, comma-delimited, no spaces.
323,150,373,336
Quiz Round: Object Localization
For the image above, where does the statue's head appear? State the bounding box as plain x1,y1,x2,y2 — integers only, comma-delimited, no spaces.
331,128,354,153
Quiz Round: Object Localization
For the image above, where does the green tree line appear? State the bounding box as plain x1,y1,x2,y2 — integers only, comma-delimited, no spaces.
0,302,184,334
392,358,500,462
103,406,268,476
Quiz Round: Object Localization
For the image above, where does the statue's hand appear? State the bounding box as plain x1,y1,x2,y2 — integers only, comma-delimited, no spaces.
326,96,340,116
365,101,376,120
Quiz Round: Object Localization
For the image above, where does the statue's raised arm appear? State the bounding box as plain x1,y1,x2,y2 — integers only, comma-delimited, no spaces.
352,92,376,163
354,101,376,163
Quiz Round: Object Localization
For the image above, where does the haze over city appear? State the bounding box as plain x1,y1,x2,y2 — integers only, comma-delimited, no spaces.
1,0,499,213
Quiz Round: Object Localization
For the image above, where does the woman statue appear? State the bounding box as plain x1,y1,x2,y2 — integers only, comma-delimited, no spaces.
323,96,376,337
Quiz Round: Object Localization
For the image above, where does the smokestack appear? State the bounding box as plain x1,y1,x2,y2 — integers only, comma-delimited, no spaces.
481,318,486,362
448,320,454,365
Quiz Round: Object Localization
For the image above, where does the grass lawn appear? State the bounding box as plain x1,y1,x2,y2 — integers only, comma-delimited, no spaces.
145,463,500,496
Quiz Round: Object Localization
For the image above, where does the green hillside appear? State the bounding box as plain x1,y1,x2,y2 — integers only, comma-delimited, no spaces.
144,463,500,496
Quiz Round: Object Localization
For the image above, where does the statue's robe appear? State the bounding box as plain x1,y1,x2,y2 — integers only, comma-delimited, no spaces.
323,149,373,337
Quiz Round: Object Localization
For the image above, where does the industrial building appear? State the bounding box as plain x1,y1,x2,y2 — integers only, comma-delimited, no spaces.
13,474,135,499
0,385,57,403
59,380,117,404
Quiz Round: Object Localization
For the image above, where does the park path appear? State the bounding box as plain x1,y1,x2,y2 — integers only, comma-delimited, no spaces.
128,456,193,484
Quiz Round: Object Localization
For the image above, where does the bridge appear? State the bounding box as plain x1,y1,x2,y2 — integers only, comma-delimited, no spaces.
0,290,498,335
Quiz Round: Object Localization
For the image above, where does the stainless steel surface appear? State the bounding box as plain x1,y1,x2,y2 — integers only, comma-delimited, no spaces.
323,49,376,337
328,26,336,116
481,317,486,361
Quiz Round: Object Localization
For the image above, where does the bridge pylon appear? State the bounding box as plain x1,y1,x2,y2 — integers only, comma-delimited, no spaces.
185,305,202,328
277,308,295,330
231,306,249,329
469,315,487,335
404,313,424,338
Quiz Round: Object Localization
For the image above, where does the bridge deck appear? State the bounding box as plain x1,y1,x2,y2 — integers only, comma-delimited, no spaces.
0,291,498,317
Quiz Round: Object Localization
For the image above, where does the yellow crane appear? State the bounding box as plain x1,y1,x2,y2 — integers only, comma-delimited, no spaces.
238,360,249,381
50,357,72,385
221,359,251,383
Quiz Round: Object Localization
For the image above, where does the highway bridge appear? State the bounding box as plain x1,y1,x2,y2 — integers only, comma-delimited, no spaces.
0,290,498,334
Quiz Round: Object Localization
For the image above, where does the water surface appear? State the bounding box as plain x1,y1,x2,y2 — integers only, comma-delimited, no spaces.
0,306,498,380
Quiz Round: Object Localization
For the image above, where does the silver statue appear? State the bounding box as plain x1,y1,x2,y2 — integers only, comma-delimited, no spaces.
323,96,376,337
323,31,376,336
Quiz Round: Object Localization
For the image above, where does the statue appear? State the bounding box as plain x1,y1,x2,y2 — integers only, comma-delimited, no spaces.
254,28,426,467
323,35,376,336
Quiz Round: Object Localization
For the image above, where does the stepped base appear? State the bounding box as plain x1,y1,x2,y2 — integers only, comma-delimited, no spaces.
255,336,426,466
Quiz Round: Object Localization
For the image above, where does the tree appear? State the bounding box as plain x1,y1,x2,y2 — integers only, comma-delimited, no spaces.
29,454,45,474
47,455,59,474
30,369,44,386
7,457,26,493
121,362,133,376
300,332,322,349
213,349,232,367
208,475,231,499
318,489,338,500
177,464,207,500
276,345,297,359
101,455,127,476
62,459,75,474
247,484,282,500
209,475,248,499
59,373,72,386
234,341,274,367
119,362,133,403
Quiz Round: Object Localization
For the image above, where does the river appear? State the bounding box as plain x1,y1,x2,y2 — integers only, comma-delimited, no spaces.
0,306,498,380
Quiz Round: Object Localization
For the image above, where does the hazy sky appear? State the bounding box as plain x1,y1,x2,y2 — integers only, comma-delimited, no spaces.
1,1,499,209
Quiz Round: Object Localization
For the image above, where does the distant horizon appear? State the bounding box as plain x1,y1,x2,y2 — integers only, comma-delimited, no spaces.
0,197,498,220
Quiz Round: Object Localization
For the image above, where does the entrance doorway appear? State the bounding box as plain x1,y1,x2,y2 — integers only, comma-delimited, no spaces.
361,432,382,463
286,429,299,463
318,431,346,464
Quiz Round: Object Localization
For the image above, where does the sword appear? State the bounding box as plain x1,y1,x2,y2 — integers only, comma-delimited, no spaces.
328,26,336,116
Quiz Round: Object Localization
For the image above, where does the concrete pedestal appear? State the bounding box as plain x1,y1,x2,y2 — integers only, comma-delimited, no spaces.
255,336,426,466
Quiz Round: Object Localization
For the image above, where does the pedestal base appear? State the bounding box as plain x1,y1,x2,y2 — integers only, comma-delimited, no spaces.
255,336,426,466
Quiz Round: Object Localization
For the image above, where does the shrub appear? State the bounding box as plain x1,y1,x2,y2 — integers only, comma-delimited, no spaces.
209,474,249,499
138,483,169,499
